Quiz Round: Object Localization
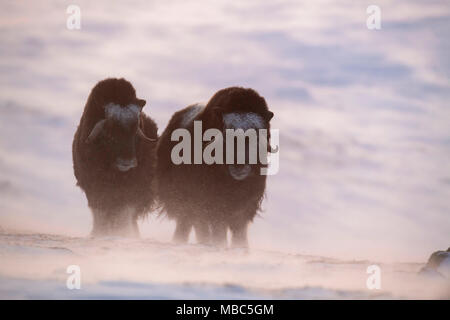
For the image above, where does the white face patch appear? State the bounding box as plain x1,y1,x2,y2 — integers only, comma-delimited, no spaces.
105,103,140,125
223,112,265,130
181,104,204,128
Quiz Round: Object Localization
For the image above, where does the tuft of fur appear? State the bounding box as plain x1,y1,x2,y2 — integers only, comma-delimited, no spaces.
72,78,158,236
156,87,273,247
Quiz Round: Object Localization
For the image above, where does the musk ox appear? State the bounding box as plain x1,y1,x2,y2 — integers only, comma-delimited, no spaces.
156,87,274,247
72,78,158,237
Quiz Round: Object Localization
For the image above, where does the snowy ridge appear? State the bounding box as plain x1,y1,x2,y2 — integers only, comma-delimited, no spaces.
0,231,448,299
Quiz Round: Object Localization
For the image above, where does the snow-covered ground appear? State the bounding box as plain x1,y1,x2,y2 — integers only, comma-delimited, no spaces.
0,0,449,299
0,230,448,299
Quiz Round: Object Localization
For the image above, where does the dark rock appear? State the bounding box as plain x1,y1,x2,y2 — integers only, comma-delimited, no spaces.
419,248,450,278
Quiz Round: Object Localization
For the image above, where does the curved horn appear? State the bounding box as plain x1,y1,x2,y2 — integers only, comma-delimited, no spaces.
137,127,157,142
268,144,279,153
85,119,106,143
265,134,279,153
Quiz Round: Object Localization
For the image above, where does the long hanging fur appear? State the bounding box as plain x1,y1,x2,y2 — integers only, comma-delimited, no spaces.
72,78,158,236
156,87,273,247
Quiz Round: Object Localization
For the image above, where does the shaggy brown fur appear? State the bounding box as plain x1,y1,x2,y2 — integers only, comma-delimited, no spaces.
73,78,158,237
156,87,274,247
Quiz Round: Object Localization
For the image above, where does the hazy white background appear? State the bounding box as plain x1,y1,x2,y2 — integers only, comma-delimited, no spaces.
0,0,449,267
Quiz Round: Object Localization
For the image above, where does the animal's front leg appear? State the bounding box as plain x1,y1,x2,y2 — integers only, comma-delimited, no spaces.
230,220,249,248
112,207,140,237
90,207,140,237
173,216,192,244
90,208,109,236
193,218,211,245
211,220,227,248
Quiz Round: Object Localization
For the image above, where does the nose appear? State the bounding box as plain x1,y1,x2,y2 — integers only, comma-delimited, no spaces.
115,158,137,172
228,164,252,181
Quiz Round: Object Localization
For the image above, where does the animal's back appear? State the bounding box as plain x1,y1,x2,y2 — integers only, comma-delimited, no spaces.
156,104,205,218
